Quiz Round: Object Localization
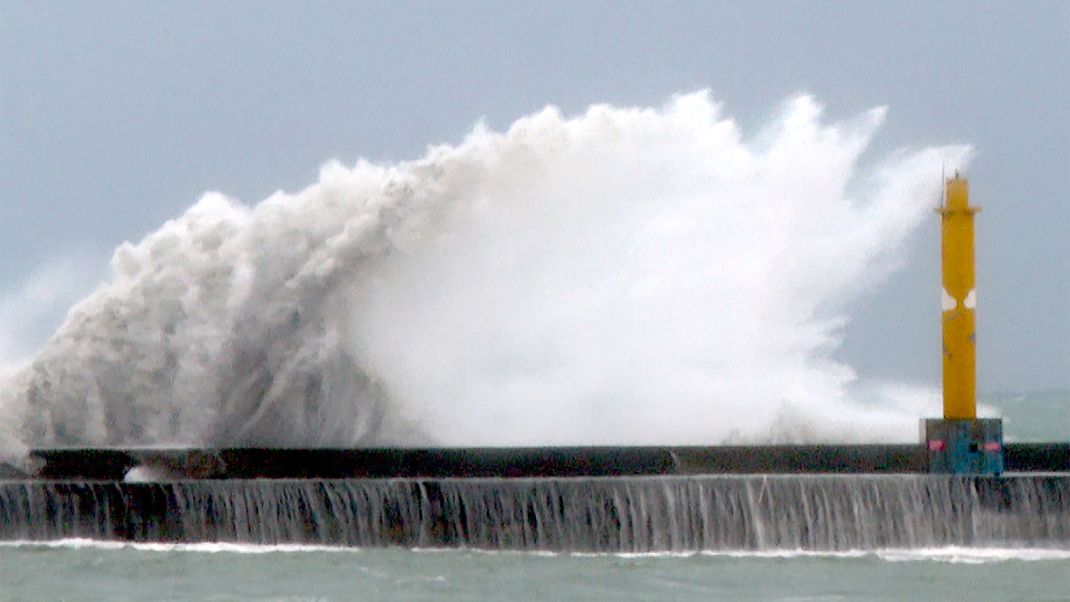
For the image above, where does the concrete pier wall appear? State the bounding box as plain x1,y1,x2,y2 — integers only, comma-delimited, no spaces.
1,475,1067,551
20,443,1070,480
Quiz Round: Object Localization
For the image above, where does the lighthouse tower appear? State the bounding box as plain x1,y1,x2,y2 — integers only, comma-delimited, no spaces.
923,174,1004,475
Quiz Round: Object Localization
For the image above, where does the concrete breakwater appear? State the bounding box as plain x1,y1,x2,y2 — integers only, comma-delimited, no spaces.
19,443,1070,480
1,475,1068,552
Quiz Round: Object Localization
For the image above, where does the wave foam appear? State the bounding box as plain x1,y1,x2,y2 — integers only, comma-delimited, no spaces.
0,91,971,456
2,540,1066,564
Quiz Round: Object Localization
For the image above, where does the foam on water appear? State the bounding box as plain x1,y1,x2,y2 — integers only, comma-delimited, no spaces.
0,91,971,462
874,547,1070,564
2,539,1067,565
0,538,357,554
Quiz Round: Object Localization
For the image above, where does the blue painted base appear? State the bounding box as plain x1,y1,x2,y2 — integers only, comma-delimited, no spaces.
923,418,1004,475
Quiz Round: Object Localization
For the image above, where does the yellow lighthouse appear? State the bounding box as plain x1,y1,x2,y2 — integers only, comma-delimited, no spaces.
924,173,1003,475
940,175,978,419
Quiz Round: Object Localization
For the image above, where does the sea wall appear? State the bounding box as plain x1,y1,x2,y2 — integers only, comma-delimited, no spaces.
2,476,1067,552
24,443,1070,480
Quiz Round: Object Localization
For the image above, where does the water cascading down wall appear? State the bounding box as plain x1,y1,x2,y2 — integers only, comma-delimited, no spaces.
2,444,1068,551
1,473,1068,551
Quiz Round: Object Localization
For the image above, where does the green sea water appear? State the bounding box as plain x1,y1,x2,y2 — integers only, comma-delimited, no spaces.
986,390,1070,442
1,542,1068,602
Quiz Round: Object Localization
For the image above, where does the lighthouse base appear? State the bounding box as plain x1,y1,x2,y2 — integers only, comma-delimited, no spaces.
923,418,1004,475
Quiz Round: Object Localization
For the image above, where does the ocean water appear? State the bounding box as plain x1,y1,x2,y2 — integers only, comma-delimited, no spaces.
1,541,1069,602
989,390,1070,442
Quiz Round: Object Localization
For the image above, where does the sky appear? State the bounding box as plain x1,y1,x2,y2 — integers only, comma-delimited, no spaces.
1,0,1067,392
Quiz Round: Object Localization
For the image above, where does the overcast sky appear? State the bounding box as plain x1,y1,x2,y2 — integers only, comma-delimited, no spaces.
1,1,1067,391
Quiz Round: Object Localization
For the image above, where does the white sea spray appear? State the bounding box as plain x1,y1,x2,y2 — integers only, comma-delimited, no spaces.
0,91,971,459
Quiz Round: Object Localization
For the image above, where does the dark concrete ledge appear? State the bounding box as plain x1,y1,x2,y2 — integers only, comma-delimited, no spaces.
15,443,1068,480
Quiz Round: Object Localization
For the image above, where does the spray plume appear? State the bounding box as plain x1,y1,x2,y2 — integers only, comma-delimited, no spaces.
0,92,970,458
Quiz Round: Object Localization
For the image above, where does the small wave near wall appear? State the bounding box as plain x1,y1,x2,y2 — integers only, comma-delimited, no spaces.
0,91,971,455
